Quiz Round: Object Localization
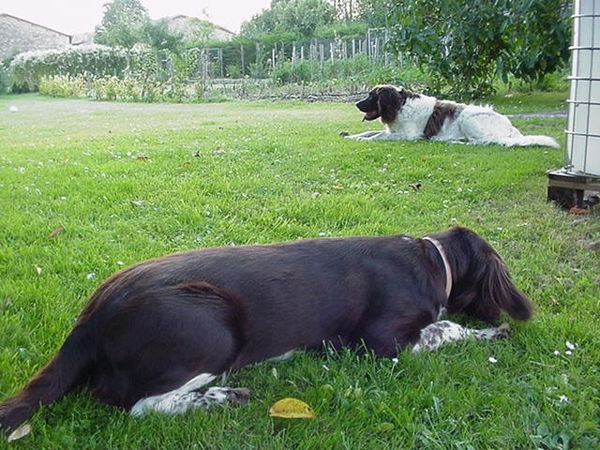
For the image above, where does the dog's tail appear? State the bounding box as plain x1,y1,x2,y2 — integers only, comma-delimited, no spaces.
499,134,560,149
0,324,94,439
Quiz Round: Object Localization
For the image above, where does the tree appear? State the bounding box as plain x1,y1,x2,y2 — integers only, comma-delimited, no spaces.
94,0,150,75
143,19,183,54
240,0,336,38
94,0,150,47
330,0,360,22
507,0,571,87
142,19,184,79
355,0,388,28
386,0,571,99
185,18,218,46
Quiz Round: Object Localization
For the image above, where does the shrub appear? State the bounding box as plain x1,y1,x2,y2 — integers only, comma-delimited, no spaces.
226,64,241,79
0,64,9,94
10,45,127,92
39,75,87,98
272,61,315,84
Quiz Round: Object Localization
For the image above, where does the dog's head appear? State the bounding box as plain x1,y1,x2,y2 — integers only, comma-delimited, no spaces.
355,85,417,125
432,227,534,323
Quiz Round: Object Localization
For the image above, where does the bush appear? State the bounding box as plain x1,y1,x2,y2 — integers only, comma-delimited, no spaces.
0,64,9,94
273,61,315,84
226,64,241,79
10,45,127,92
39,75,87,98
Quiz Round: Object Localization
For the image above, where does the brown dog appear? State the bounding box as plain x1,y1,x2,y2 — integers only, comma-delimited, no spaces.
0,227,533,439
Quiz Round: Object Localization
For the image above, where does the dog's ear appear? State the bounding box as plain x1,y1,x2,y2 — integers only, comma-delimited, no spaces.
444,227,534,323
377,87,402,124
462,253,533,322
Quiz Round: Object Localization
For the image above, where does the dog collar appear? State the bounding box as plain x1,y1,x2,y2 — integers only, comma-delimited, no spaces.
423,237,453,299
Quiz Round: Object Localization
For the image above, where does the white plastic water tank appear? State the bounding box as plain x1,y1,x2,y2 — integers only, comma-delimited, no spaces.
565,0,600,176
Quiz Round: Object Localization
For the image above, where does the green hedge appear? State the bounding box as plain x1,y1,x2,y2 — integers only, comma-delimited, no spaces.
10,44,128,92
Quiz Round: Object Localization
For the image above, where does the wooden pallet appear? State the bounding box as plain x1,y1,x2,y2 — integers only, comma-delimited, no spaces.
547,169,600,209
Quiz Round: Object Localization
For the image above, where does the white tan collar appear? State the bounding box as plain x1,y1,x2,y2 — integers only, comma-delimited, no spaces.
423,237,453,299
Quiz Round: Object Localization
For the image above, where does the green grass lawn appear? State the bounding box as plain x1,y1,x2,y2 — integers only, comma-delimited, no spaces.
0,93,598,449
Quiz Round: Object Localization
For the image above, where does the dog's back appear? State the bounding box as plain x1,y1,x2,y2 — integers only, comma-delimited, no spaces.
1,229,534,438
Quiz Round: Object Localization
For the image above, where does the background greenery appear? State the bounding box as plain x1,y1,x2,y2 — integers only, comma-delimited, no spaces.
0,92,598,449
2,0,572,100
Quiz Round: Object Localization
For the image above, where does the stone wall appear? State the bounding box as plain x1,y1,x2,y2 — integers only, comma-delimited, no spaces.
0,14,72,60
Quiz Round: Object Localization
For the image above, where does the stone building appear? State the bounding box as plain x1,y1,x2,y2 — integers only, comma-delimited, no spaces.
166,15,234,42
0,13,73,60
0,12,234,61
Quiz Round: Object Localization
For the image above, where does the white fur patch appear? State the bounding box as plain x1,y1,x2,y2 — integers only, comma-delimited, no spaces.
130,373,250,417
412,320,510,352
131,374,250,417
131,373,217,416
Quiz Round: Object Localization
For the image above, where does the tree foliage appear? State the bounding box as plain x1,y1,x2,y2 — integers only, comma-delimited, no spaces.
507,0,571,86
94,0,150,49
143,19,184,54
355,0,388,28
386,0,571,99
240,0,336,38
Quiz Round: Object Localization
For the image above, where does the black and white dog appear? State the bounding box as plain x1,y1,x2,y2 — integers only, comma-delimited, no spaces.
0,227,533,440
346,85,560,148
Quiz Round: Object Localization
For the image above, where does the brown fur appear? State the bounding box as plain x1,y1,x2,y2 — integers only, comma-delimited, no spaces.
423,100,466,139
0,227,533,436
356,85,420,124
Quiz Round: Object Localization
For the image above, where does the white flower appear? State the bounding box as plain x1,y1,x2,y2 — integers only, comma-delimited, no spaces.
488,357,498,363
566,341,576,351
558,395,569,404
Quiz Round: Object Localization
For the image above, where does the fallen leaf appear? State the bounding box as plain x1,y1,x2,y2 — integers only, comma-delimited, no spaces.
269,398,316,419
376,422,395,432
585,240,600,251
569,207,589,215
7,423,31,442
2,297,12,311
48,225,64,239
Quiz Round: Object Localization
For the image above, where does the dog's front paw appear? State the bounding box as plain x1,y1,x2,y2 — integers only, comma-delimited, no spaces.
226,387,250,405
346,135,368,141
494,323,511,339
475,323,511,341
